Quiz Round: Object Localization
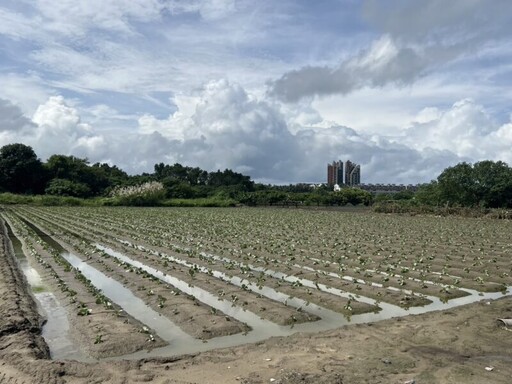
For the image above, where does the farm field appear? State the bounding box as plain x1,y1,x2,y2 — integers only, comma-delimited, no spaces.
1,206,512,383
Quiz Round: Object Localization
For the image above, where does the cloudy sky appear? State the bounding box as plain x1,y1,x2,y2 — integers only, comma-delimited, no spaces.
1,0,512,184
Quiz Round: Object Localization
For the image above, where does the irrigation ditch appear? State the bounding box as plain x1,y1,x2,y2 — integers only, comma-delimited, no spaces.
1,205,511,363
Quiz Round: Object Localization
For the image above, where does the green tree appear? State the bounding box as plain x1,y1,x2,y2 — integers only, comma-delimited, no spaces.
393,189,415,200
472,160,512,208
45,155,109,196
92,162,129,186
0,143,46,194
437,162,477,206
207,169,254,191
45,178,91,198
162,178,197,199
437,161,512,208
344,188,373,206
415,182,441,206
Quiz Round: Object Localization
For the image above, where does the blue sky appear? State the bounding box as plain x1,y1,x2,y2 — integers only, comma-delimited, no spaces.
1,0,512,184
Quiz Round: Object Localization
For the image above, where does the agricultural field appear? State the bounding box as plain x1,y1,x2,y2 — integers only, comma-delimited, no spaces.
1,206,512,383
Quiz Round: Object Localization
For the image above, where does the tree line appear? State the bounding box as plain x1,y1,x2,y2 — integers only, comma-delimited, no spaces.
0,143,253,197
0,143,510,208
375,160,512,209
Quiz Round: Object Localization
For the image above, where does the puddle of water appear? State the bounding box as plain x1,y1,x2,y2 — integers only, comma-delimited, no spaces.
101,243,358,319
95,244,386,359
91,244,405,359
99,241,512,361
18,219,198,357
192,248,510,316
124,242,407,315
57,252,194,345
36,292,89,361
111,240,512,333
116,239,396,311
11,217,512,361
3,220,88,361
95,244,279,331
21,218,286,356
6,222,45,289
305,258,509,311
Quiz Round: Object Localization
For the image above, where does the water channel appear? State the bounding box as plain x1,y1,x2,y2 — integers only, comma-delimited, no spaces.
120,240,512,318
98,241,512,360
4,220,87,361
6,217,512,361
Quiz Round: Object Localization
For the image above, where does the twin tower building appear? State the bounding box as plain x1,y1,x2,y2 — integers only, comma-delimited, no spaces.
327,160,361,187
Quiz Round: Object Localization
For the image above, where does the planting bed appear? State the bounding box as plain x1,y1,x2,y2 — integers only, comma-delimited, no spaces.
1,206,512,383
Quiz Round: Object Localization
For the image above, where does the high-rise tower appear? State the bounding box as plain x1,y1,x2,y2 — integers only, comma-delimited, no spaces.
344,160,361,186
327,160,344,186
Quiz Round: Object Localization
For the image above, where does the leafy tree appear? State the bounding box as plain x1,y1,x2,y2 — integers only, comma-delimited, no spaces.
437,161,512,208
472,160,512,208
45,155,87,179
393,189,415,200
415,182,441,206
305,191,329,206
155,163,209,186
162,178,197,199
0,143,46,194
437,162,477,206
92,162,129,186
207,169,254,190
45,155,109,196
343,188,373,206
45,178,91,198
329,192,348,206
186,167,208,185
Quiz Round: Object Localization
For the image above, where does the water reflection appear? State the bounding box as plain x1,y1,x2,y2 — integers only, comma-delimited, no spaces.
4,221,87,361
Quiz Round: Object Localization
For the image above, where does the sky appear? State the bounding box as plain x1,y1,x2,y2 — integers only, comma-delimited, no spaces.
1,0,512,185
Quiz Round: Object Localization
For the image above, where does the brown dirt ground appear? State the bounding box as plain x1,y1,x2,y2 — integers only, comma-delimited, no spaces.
2,229,512,383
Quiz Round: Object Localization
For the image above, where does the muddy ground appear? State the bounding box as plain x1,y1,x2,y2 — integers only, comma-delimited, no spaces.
2,230,512,383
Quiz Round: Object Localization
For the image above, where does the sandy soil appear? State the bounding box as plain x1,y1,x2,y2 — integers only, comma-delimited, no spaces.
2,226,512,384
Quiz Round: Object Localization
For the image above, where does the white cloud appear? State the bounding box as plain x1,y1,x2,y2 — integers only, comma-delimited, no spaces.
31,96,108,160
413,107,441,124
0,73,53,114
137,113,190,141
1,84,512,184
172,79,300,177
1,1,511,186
129,80,488,183
29,0,166,36
269,1,512,102
403,99,512,165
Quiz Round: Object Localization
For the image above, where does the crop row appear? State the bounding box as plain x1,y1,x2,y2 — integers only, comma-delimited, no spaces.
1,211,161,358
19,206,510,307
13,207,362,320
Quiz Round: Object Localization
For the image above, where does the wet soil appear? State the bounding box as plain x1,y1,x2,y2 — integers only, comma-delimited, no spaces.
2,226,512,383
1,217,166,359
2,207,512,383
17,209,324,326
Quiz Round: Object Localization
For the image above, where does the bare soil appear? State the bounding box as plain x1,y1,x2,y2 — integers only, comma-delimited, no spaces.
2,228,512,383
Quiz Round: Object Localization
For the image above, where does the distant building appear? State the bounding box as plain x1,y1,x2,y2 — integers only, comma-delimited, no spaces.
345,160,361,186
358,183,419,194
327,160,344,186
327,160,361,187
